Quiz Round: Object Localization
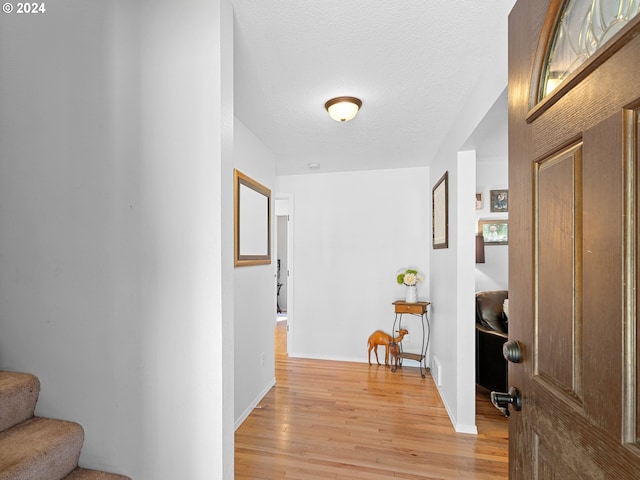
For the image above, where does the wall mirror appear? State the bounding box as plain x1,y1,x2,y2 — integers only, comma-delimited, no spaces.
234,169,271,267
432,171,449,249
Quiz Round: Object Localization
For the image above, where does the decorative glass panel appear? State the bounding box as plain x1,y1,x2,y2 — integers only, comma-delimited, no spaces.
541,0,640,99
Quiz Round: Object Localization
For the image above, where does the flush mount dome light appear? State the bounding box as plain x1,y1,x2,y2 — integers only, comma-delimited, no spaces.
324,96,362,122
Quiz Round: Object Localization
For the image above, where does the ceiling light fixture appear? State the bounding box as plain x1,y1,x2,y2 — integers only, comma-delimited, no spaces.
324,96,362,122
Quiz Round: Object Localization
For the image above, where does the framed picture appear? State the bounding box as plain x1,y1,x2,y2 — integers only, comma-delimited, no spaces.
475,193,483,210
478,219,509,245
490,189,508,212
432,171,448,249
234,169,271,267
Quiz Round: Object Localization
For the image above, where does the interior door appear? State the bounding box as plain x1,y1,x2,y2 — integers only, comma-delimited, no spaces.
508,0,640,478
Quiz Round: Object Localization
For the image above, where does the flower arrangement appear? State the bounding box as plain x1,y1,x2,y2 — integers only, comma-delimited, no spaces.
396,268,424,286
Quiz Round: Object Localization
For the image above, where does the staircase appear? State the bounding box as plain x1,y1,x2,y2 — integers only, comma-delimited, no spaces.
0,371,130,480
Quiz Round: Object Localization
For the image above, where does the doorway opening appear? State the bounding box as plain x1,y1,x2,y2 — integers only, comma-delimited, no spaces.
275,196,293,358
461,88,509,434
276,216,288,331
276,214,288,319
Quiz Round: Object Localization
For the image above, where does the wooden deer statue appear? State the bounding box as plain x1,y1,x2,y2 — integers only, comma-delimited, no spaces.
367,329,408,366
388,341,401,371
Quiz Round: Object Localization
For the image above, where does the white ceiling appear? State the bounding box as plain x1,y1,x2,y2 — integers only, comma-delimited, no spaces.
463,87,508,163
232,1,515,175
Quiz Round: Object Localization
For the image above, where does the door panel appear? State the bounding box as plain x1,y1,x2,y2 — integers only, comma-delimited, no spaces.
535,433,581,480
509,0,640,477
535,144,582,402
582,113,624,439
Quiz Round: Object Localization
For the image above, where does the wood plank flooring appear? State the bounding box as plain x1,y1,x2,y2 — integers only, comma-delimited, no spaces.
235,322,508,479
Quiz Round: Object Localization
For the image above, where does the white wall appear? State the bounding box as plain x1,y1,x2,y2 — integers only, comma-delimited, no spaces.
0,1,234,478
233,119,277,427
138,1,234,476
276,168,429,364
475,158,509,292
456,151,478,431
427,153,477,434
426,16,509,431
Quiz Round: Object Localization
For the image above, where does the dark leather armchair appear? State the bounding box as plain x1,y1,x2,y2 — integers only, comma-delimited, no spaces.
475,290,508,392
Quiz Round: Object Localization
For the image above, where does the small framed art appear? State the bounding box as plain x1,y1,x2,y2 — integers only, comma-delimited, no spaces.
490,189,508,212
478,219,509,245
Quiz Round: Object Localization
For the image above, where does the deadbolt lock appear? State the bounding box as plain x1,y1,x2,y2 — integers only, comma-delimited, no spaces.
503,340,523,363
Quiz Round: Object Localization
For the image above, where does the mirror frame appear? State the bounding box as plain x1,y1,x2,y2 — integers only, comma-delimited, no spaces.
432,171,449,249
234,169,271,267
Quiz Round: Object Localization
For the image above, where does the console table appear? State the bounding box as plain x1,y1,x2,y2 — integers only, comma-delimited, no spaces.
391,301,431,378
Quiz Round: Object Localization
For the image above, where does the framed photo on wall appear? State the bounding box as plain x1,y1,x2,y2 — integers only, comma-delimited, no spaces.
432,171,448,249
476,192,483,210
478,219,509,245
490,189,508,212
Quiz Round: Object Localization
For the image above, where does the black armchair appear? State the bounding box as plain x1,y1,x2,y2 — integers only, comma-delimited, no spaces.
475,290,508,392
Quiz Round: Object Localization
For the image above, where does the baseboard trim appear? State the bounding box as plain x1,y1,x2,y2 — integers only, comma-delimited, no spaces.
454,422,479,435
433,378,478,435
234,377,276,431
289,352,427,367
289,352,366,364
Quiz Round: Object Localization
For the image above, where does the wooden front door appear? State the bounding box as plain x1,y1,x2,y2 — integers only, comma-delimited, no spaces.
508,0,640,477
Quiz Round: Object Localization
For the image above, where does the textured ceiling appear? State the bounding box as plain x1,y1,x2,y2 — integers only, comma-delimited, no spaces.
232,1,515,175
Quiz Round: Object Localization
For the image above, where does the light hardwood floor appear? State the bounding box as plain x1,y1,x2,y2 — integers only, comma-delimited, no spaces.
235,322,508,479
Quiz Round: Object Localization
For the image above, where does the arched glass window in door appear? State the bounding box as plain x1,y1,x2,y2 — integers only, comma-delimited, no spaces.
540,0,640,100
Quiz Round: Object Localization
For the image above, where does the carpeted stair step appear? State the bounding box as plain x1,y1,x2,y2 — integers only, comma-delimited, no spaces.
63,468,131,480
0,371,40,432
0,417,84,480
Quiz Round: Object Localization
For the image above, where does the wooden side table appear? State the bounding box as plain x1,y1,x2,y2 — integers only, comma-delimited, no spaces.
391,301,431,378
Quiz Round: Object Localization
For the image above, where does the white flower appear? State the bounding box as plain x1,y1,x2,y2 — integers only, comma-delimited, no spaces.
404,273,417,286
396,268,424,286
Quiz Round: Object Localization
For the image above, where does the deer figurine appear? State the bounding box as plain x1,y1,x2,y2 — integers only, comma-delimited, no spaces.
367,329,408,366
388,341,401,371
